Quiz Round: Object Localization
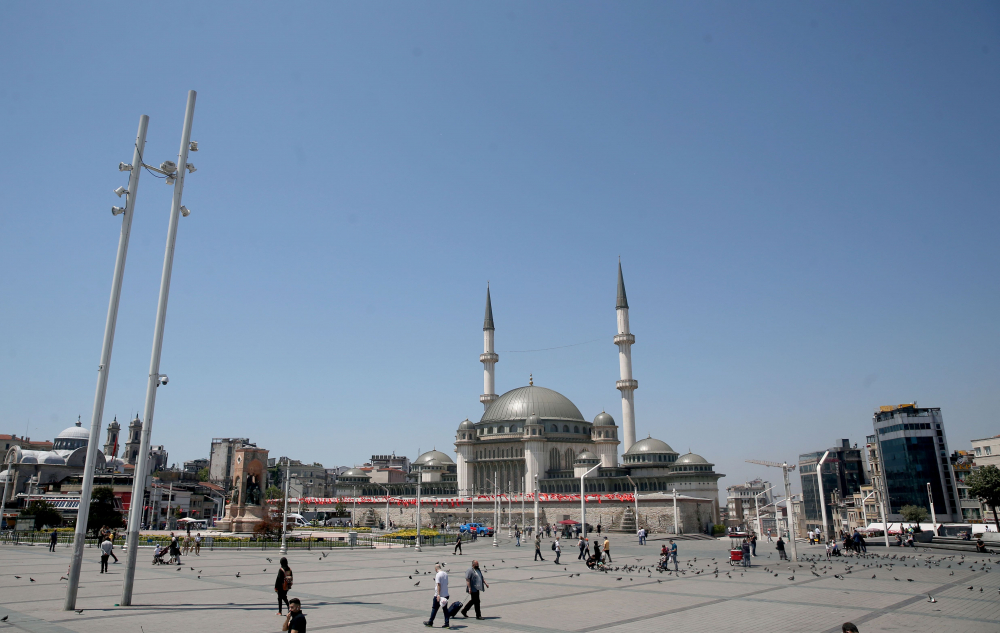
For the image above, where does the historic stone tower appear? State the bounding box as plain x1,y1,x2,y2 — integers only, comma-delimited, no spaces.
103,417,121,458
124,415,143,465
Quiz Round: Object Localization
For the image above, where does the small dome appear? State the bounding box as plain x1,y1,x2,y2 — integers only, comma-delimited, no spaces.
624,437,677,455
526,413,541,426
574,450,600,463
676,452,709,465
593,411,616,426
340,468,370,479
41,452,67,465
458,419,475,431
57,421,91,441
414,450,455,466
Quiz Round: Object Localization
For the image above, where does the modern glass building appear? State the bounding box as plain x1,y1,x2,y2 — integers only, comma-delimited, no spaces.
799,439,867,536
867,403,959,522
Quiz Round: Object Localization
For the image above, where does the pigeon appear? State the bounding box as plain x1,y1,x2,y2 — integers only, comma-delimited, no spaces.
871,574,876,579
60,576,68,581
75,610,83,614
968,586,974,590
29,578,34,582
236,572,241,578
787,576,794,581
414,581,420,586
263,569,267,572
907,579,914,582
616,577,622,581
894,578,900,581
834,574,843,579
266,558,273,563
190,567,194,571
1,616,7,622
409,576,412,579
927,595,937,603
13,576,20,579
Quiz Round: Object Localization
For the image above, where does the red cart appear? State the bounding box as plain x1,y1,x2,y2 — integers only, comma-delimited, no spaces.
729,548,743,566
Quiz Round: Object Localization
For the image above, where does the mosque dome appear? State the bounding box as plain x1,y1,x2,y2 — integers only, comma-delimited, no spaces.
481,386,585,423
414,450,455,466
676,452,709,465
53,420,90,451
593,411,616,427
458,419,476,431
624,437,677,455
340,468,370,480
574,450,600,463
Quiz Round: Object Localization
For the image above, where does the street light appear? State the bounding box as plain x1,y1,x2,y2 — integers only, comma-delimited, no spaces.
816,451,831,542
746,459,799,562
753,485,776,538
580,463,600,540
533,474,539,535
414,477,422,552
376,483,390,531
485,474,499,547
626,475,639,532
280,459,290,554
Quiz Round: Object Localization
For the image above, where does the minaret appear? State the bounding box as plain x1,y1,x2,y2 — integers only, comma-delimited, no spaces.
480,284,499,410
614,261,638,453
103,416,121,458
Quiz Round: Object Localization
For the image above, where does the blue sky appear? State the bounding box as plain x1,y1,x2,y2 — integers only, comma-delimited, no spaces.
1,2,997,495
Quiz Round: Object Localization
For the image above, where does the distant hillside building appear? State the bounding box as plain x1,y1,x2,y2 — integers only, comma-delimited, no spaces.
799,439,867,537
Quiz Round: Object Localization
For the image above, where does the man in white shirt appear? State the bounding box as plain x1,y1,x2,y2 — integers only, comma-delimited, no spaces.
423,563,451,628
100,538,113,573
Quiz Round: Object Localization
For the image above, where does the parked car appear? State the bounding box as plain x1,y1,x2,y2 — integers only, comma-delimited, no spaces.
459,522,493,536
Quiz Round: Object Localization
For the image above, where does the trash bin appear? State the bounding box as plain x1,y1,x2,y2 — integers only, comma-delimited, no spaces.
348,531,357,547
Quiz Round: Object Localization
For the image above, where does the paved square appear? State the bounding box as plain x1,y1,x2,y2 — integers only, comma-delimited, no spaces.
1,535,997,633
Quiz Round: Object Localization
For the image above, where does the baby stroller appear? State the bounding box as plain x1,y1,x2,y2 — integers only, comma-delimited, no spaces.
152,545,168,565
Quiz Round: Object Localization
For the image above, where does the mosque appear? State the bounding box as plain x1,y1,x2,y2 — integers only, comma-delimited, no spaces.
452,263,723,509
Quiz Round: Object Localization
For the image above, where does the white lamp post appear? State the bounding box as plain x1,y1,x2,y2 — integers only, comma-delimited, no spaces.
414,478,422,552
816,451,831,541
280,459,290,554
580,464,600,540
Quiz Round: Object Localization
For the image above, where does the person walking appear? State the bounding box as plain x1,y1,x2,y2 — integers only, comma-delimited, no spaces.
168,532,180,565
741,539,751,567
281,598,306,633
195,532,202,556
49,528,58,552
593,538,601,562
423,563,451,628
750,533,757,557
454,534,463,555
534,533,545,561
577,535,588,560
275,557,293,615
100,537,112,573
602,537,612,563
553,536,561,564
596,523,601,536
776,536,787,560
515,528,521,547
461,560,488,620
107,531,119,564
669,539,679,571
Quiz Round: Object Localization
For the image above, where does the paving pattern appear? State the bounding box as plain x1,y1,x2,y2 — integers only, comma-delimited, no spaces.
1,535,997,633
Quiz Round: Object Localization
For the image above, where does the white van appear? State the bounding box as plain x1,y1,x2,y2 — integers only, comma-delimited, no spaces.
286,513,309,527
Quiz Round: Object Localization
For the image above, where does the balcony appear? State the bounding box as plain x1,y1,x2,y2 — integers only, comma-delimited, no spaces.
479,352,499,364
616,379,638,391
613,333,635,346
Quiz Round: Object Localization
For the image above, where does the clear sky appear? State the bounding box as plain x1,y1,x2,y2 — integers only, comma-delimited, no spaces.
1,2,997,497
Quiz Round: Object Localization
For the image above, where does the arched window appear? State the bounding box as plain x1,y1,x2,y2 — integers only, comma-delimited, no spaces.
574,426,580,433
532,428,537,435
551,425,558,433
563,425,569,432
549,448,561,471
565,448,575,469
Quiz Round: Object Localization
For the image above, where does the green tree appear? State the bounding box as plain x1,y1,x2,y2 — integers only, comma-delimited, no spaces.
900,505,929,524
87,486,123,537
265,485,283,502
966,464,1000,531
25,499,62,530
196,468,210,482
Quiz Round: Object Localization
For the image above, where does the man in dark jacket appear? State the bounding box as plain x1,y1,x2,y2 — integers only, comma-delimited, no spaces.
461,560,488,620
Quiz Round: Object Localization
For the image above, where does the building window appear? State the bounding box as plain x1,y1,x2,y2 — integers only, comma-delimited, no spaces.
563,425,570,433
987,446,993,456
574,426,580,433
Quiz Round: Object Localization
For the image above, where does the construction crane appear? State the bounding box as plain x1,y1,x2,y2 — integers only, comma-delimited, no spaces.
746,459,799,562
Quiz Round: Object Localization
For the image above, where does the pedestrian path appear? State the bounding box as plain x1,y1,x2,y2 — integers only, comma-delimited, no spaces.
1,535,997,632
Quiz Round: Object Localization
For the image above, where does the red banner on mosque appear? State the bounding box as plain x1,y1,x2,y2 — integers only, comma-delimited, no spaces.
267,493,636,506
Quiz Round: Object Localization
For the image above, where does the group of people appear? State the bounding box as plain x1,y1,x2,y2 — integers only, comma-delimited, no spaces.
424,560,489,628
658,540,679,571
98,528,119,573
575,534,613,568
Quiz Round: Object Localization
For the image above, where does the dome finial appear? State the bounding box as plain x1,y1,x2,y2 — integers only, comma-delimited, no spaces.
76,415,82,427
529,373,533,386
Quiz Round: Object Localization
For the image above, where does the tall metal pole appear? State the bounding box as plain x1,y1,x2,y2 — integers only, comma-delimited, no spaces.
816,451,830,541
65,114,148,610
414,479,422,552
280,459,290,554
921,482,933,529
782,465,798,562
580,464,599,540
673,488,680,535
521,476,525,531
493,471,499,547
164,483,173,530
0,457,12,533
533,474,538,535
121,91,196,606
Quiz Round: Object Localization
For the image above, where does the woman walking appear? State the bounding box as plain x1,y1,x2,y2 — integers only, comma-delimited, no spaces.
275,557,293,616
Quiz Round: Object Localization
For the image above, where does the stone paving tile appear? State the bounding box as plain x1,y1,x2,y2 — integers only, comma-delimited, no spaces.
2,537,997,633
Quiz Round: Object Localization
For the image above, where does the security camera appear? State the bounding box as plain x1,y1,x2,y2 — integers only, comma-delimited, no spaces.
112,206,125,216
189,141,198,152
185,163,196,174
119,162,133,172
158,375,169,386
180,206,190,217
165,176,175,185
160,161,177,174
114,186,128,197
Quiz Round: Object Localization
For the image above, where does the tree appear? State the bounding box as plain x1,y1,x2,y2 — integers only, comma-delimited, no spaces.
196,468,210,482
900,505,929,524
265,485,283,502
966,464,1000,531
25,499,62,530
87,486,123,537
